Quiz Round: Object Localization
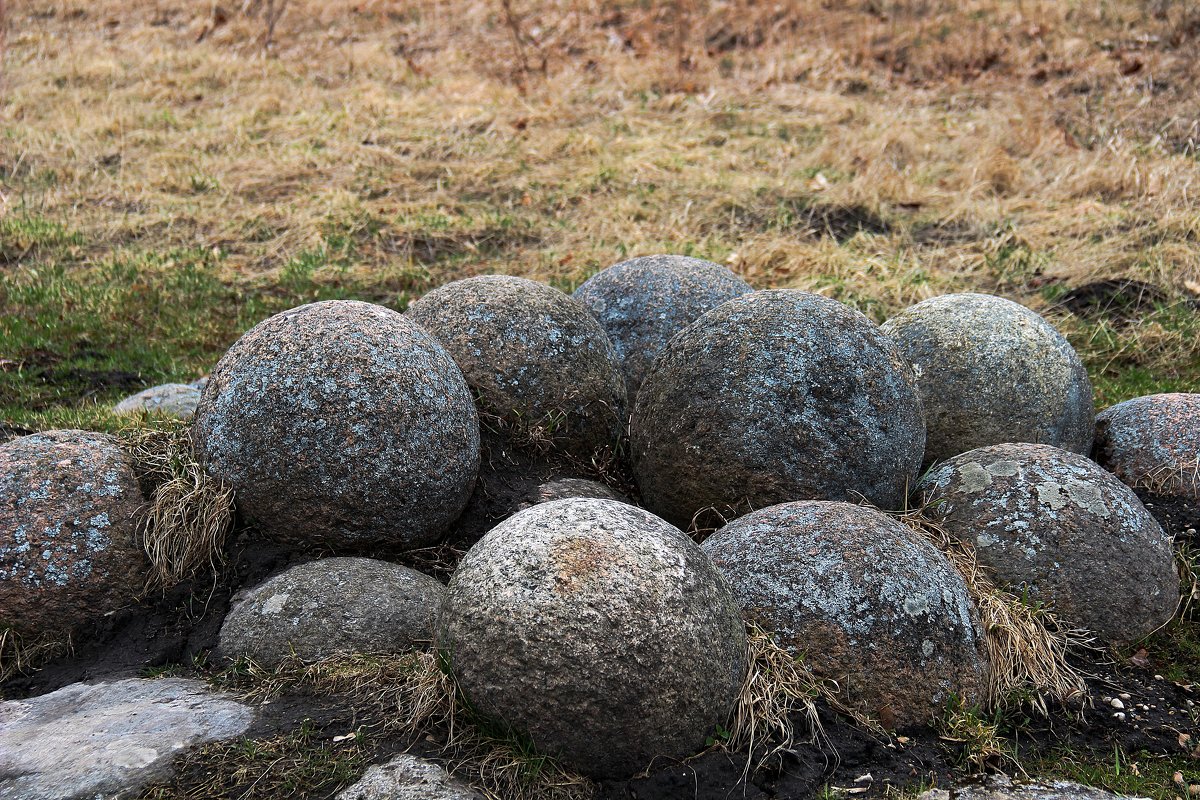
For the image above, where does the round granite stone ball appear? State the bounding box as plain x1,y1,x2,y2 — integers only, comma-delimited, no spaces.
217,557,445,667
573,255,753,400
881,293,1093,466
438,498,747,779
192,300,480,550
1094,393,1200,521
0,430,147,639
406,276,625,460
702,500,987,729
917,442,1178,644
631,289,925,530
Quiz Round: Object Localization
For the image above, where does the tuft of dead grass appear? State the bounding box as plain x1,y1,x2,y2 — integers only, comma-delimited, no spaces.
120,420,235,592
0,626,71,687
898,509,1093,715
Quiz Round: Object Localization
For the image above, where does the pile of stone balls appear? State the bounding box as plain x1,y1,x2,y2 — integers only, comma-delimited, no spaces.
2,254,1196,781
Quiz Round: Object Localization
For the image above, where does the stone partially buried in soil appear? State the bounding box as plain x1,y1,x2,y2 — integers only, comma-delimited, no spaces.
881,293,1093,465
702,500,987,729
336,754,483,800
438,498,747,779
516,477,628,510
572,255,752,400
406,275,625,461
112,383,202,419
0,430,147,640
918,442,1178,644
1093,393,1200,522
217,557,445,668
192,300,480,550
631,290,925,530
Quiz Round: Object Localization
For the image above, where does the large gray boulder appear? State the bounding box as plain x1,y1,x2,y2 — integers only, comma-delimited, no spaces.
192,300,480,550
438,498,746,779
572,255,752,400
217,557,445,667
112,383,202,419
631,290,925,530
702,501,987,730
406,275,625,460
1094,393,1200,520
0,677,255,800
881,293,1093,465
918,443,1178,644
336,754,482,800
0,430,146,640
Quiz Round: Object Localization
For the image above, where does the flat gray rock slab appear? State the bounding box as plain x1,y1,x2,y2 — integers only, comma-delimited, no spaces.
337,754,482,800
919,776,1149,800
112,383,202,419
0,677,256,800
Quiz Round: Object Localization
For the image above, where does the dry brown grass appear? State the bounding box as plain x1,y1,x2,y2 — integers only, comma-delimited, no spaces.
0,626,71,688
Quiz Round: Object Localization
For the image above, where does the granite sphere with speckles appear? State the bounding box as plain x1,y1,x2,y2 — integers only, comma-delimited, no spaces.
406,276,625,460
1093,393,1200,518
192,300,480,550
438,497,747,779
702,501,987,730
631,290,926,530
572,255,753,400
881,293,1093,465
918,442,1177,644
0,430,147,639
217,557,445,667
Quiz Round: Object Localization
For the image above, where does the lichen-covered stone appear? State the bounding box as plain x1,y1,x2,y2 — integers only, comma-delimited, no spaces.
217,557,445,668
192,300,480,550
631,290,925,529
406,276,625,460
336,754,483,800
701,501,986,729
517,478,628,510
0,430,146,639
1094,393,1200,519
918,442,1178,644
881,293,1093,465
573,255,752,400
113,383,202,419
438,498,746,779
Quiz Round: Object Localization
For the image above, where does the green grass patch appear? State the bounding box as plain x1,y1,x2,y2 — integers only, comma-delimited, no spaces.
1026,745,1196,800
0,213,85,265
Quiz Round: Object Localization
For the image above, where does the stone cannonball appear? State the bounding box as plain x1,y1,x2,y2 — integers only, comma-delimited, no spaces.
217,557,446,667
438,498,747,779
0,430,147,639
631,289,925,530
917,442,1178,644
702,500,987,729
192,300,480,550
881,293,1093,466
573,255,752,400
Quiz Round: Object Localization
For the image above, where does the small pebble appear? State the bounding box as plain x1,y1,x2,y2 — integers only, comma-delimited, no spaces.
1113,712,1126,721
1119,692,1131,700
1111,698,1125,709
1155,674,1165,680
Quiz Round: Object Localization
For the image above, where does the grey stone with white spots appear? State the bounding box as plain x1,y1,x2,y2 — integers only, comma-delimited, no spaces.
192,300,480,550
702,500,987,730
217,557,445,668
881,293,1094,466
0,677,255,800
438,498,746,780
336,754,482,800
918,442,1178,644
573,255,752,401
406,276,625,461
631,290,926,530
113,383,202,419
918,774,1149,800
0,430,146,640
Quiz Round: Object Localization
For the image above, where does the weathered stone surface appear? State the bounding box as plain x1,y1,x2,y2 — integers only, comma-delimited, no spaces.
702,500,986,729
1094,393,1200,519
113,383,202,419
0,677,256,800
0,430,146,639
918,443,1178,644
439,498,747,779
336,754,482,800
881,293,1093,465
573,255,752,400
517,478,628,510
192,300,480,550
406,275,625,460
631,290,925,530
217,557,445,667
918,774,1149,800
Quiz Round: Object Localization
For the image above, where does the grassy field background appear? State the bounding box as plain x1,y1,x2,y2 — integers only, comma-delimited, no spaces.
3,0,1200,430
